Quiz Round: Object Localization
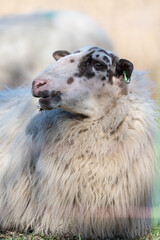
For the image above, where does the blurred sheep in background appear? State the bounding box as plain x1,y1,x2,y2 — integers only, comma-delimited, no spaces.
0,11,113,88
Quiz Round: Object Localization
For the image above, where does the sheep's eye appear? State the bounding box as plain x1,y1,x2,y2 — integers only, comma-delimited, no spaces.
95,63,102,67
93,61,106,71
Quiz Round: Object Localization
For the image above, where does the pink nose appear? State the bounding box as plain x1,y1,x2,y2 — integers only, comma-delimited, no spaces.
32,79,47,89
32,79,48,97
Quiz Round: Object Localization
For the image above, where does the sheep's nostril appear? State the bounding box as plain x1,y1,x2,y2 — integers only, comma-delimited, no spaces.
32,79,49,97
32,79,48,89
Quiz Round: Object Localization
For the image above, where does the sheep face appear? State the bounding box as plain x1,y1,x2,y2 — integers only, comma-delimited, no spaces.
32,46,133,118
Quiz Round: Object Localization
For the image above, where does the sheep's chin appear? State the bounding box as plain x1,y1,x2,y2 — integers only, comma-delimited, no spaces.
39,96,61,110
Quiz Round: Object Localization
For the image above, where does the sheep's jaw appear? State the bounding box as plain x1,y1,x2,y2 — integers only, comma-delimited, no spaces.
37,91,62,111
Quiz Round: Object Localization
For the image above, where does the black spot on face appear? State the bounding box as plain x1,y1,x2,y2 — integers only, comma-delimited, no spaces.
108,70,113,85
103,56,109,62
108,53,119,67
93,60,107,71
74,73,79,77
96,54,99,58
98,49,107,54
74,72,95,79
77,51,109,79
51,91,62,101
67,77,74,84
77,51,96,79
86,72,95,78
89,47,98,51
101,76,106,81
39,90,50,98
70,59,75,63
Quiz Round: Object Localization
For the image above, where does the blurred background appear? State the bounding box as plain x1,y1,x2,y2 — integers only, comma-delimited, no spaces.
0,0,160,99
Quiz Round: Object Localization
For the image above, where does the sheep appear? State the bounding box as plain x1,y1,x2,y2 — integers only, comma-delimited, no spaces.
0,46,159,239
0,11,112,89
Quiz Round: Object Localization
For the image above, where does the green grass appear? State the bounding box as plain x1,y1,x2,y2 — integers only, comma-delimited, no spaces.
0,228,160,240
0,231,79,240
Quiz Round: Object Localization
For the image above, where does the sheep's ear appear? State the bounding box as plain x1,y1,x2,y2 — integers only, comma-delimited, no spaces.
111,59,134,97
115,59,134,79
52,50,71,61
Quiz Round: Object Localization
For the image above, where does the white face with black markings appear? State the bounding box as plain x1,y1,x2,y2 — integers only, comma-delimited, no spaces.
32,46,134,118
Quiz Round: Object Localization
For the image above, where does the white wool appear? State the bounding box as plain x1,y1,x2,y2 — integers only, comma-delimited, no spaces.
0,71,159,239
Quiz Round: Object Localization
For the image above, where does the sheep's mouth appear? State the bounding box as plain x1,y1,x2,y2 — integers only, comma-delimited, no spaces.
38,91,62,110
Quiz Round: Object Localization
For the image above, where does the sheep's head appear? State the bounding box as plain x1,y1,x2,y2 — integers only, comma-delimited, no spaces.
32,46,133,118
